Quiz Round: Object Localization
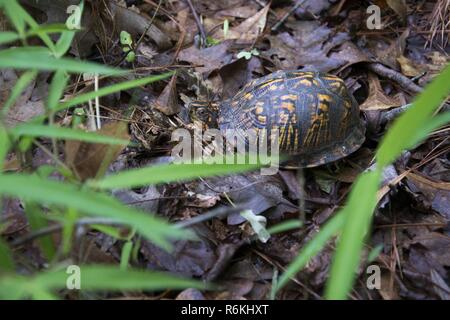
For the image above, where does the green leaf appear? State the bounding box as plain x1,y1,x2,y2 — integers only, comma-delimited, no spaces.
0,239,14,272
47,70,70,111
120,241,133,270
377,64,450,167
54,72,173,112
90,161,261,190
325,170,381,300
0,31,20,45
27,24,72,36
0,174,192,250
0,47,125,75
267,220,303,235
1,0,56,51
11,124,130,145
125,51,136,63
35,265,208,292
0,124,10,171
120,30,133,46
409,112,450,145
1,70,37,117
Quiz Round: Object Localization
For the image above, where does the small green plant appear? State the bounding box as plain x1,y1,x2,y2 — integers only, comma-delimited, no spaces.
237,48,260,60
120,30,135,63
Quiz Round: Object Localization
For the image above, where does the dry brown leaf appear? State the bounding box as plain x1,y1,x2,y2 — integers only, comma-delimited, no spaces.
386,0,407,20
178,40,234,76
377,28,409,69
153,73,179,115
360,73,402,111
213,3,270,42
65,121,129,181
397,55,423,77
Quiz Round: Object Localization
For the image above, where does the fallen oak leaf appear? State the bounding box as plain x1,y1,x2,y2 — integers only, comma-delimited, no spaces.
360,73,403,111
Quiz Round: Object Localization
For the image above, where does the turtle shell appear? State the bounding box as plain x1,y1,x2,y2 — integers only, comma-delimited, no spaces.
218,70,366,167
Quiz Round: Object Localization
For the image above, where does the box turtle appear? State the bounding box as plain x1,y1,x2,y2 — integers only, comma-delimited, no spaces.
188,70,366,167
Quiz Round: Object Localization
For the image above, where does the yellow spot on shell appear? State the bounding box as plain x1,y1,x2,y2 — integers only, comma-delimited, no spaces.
257,115,267,124
255,105,264,115
281,94,298,101
244,92,254,100
298,79,312,86
281,101,296,112
318,94,332,102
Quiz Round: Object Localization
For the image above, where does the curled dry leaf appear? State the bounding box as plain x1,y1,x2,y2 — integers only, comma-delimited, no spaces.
65,121,130,181
360,73,403,111
227,3,270,42
153,73,180,115
386,0,408,21
397,55,424,77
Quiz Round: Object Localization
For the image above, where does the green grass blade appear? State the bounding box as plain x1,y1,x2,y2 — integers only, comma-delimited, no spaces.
0,47,125,75
274,213,345,295
1,70,37,117
90,161,261,190
27,24,72,36
409,112,450,144
377,64,450,167
0,174,192,250
1,0,56,51
0,125,10,171
325,170,381,299
55,72,174,112
35,265,208,292
46,70,70,111
0,31,20,45
11,124,130,145
267,220,303,235
0,239,14,272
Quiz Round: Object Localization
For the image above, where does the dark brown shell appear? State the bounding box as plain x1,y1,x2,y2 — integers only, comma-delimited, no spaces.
218,70,366,167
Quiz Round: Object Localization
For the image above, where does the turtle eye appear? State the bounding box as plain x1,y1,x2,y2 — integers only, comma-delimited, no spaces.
196,108,208,120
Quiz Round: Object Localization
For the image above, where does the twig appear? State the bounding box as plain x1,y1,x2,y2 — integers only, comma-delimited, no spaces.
185,0,207,47
367,63,423,94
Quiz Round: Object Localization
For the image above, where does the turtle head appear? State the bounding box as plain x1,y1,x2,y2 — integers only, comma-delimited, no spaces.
188,101,220,130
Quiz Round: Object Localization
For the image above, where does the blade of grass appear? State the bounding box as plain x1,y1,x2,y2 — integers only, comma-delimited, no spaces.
377,64,450,167
0,47,125,75
90,161,261,189
54,72,174,112
0,239,14,272
325,170,381,299
0,174,193,250
11,124,130,145
267,220,303,235
47,70,70,111
34,265,208,292
1,0,55,51
273,213,345,296
0,31,20,45
0,125,10,171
